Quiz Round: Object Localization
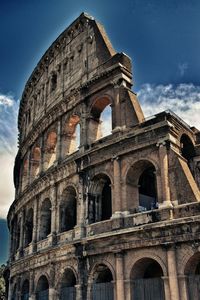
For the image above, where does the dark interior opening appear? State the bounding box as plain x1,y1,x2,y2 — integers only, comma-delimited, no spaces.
180,134,195,161
139,167,157,210
101,179,112,221
60,187,77,232
24,209,33,246
95,265,113,283
143,262,163,278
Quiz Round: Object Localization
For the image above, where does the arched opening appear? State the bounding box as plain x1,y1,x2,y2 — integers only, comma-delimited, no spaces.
50,72,57,92
30,146,41,179
185,253,200,299
11,284,17,300
39,199,51,240
21,157,29,190
60,269,76,300
11,216,18,254
180,134,195,174
88,174,112,224
89,97,112,143
24,208,33,247
139,167,157,211
131,258,165,300
21,279,29,300
126,160,158,213
92,264,114,300
62,115,80,156
36,275,49,300
44,131,57,169
60,186,77,232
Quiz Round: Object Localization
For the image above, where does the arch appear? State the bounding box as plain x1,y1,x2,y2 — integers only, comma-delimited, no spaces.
30,146,41,179
36,275,49,300
130,258,165,300
180,134,196,176
126,160,158,213
180,134,195,162
59,186,77,232
21,279,29,300
184,253,200,300
88,174,112,223
44,131,57,169
91,263,114,300
24,208,34,247
39,199,51,240
89,96,112,143
60,268,77,300
62,115,80,156
50,72,57,92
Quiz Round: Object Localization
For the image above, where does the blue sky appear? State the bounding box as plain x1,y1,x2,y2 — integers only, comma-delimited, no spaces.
0,0,200,264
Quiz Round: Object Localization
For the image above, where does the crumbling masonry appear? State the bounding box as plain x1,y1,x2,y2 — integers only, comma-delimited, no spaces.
7,13,200,300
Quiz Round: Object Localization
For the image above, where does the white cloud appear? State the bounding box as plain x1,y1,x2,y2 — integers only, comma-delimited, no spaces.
0,93,18,219
137,83,200,129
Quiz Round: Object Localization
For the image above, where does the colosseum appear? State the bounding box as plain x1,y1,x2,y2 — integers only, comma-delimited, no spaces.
6,12,200,300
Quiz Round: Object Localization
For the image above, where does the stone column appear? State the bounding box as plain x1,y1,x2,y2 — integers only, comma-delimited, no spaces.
29,271,36,300
19,210,25,251
113,84,121,131
32,197,38,252
178,275,188,300
51,184,57,234
56,118,62,161
49,287,57,300
162,276,171,300
39,135,44,173
80,104,88,150
158,142,172,207
167,245,180,300
115,252,125,300
7,279,12,300
27,150,31,185
112,157,122,217
75,284,82,300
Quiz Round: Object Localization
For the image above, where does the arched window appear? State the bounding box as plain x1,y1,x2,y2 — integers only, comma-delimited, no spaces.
138,167,157,211
185,253,200,300
24,208,33,247
89,97,112,143
36,275,49,300
126,160,158,213
50,72,57,92
39,199,51,240
60,269,76,300
62,115,80,156
131,258,165,300
30,146,41,179
180,134,195,175
60,187,77,232
44,131,57,169
180,134,195,162
92,264,114,300
21,279,29,300
88,174,112,224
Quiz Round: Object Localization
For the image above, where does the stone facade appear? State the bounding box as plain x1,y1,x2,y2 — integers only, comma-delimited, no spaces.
7,12,200,300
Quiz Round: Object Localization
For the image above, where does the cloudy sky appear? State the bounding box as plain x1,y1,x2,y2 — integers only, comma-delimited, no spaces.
0,0,200,264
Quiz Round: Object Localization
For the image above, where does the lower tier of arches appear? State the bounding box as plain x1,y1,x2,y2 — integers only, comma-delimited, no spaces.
7,242,200,300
